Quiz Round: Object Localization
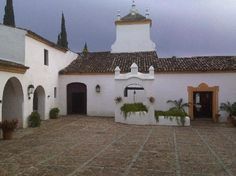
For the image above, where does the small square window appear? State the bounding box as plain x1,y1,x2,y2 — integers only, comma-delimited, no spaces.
54,87,57,98
44,49,49,66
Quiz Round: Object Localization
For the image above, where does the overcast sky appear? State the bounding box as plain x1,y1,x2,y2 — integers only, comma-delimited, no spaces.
1,0,236,57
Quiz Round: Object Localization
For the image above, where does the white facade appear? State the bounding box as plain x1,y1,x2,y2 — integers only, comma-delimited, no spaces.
111,23,156,53
59,75,115,117
23,36,77,123
114,63,156,125
111,3,156,53
59,71,236,122
153,73,236,114
0,25,78,127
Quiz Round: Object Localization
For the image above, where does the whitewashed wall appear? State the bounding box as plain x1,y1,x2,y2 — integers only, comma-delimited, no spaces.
22,36,77,126
0,32,78,128
0,25,26,64
153,73,236,121
153,73,236,109
59,72,236,122
59,75,115,117
111,23,156,53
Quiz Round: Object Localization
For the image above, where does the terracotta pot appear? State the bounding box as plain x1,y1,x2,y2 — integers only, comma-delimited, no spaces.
2,130,13,140
215,114,220,123
227,116,232,123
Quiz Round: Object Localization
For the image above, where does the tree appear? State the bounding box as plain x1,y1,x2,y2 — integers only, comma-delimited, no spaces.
57,13,68,48
82,42,89,55
3,0,15,27
167,98,190,113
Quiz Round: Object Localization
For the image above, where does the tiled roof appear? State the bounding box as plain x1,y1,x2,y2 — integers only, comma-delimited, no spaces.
0,59,29,69
59,51,236,75
59,51,157,74
120,12,146,21
155,56,236,72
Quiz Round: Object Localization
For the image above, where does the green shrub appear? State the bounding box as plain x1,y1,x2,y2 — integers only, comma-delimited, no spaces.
49,108,60,119
120,103,148,118
155,109,187,117
232,103,236,116
28,112,41,127
155,109,187,126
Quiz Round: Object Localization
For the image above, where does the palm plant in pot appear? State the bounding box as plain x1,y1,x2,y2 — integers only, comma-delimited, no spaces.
0,119,18,140
167,98,190,113
220,101,233,123
231,103,236,127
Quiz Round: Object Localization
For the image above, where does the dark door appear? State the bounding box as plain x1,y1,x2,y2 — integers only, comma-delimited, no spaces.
67,83,87,115
33,92,38,111
72,93,86,114
193,92,213,118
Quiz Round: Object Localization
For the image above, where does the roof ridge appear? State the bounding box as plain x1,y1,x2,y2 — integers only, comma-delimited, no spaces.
159,56,236,59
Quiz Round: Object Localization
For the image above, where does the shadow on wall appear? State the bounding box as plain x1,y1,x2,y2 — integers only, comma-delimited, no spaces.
33,86,46,120
2,77,24,128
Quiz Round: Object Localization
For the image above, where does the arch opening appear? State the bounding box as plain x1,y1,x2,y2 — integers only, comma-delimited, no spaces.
124,84,146,103
67,83,87,115
33,86,46,119
2,77,24,127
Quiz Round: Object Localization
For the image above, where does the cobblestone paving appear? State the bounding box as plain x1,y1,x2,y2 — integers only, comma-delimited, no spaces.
0,116,236,176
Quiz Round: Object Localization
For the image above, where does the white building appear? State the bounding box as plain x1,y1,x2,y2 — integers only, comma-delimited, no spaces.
0,24,78,127
0,2,236,128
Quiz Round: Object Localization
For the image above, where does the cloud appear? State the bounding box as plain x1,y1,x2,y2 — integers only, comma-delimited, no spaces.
1,0,235,57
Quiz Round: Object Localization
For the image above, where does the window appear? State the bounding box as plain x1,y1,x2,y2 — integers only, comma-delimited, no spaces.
54,87,57,98
44,49,49,65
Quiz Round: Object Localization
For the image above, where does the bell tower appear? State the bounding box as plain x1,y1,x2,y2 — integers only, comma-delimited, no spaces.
111,1,156,53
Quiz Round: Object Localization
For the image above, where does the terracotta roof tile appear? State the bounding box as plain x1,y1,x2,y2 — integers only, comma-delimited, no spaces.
120,12,146,21
155,56,236,72
59,51,236,74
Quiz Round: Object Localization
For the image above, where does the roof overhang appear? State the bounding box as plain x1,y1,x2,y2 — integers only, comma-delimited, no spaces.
115,19,152,26
0,64,29,74
26,31,68,53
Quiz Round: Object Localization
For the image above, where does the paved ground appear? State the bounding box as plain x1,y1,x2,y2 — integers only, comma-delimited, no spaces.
0,116,236,176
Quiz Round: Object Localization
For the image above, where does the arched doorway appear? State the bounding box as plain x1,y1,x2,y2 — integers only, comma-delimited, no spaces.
33,86,46,119
67,83,87,115
124,84,146,103
2,77,24,127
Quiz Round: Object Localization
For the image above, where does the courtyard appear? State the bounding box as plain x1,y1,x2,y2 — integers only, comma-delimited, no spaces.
0,116,236,176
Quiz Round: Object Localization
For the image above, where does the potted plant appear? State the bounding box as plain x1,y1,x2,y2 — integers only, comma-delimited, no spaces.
167,98,190,113
28,112,41,127
231,103,236,126
120,103,148,118
215,113,220,123
220,101,233,123
49,108,60,119
0,119,18,140
114,96,122,104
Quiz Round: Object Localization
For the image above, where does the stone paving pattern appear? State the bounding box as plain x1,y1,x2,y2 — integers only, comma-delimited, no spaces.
0,116,236,176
